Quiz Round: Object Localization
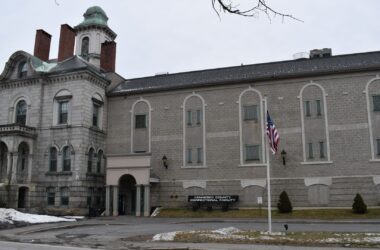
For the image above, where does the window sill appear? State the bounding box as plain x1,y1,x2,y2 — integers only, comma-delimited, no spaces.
89,126,105,133
369,159,380,162
181,165,207,169
51,124,72,129
45,171,72,176
239,163,267,167
301,161,333,165
86,172,105,177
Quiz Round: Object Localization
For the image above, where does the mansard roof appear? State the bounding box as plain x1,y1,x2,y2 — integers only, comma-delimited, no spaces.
109,50,380,96
0,51,108,82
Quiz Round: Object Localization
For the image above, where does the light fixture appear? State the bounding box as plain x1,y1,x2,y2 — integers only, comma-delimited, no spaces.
162,155,168,169
281,150,287,166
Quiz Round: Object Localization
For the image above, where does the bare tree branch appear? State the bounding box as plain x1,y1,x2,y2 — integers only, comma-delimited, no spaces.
212,0,303,22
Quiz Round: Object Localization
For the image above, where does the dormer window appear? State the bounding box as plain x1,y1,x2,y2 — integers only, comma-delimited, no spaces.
18,61,28,78
81,37,89,61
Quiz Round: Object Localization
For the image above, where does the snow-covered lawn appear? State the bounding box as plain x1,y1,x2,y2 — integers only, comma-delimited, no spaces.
0,208,77,224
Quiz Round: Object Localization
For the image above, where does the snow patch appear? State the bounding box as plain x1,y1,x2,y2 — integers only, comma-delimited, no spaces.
212,227,240,235
152,231,179,241
0,208,76,224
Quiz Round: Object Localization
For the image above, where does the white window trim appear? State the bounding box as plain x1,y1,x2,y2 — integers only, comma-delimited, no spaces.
53,90,73,126
298,81,331,163
10,95,31,126
130,98,152,154
365,75,380,160
238,87,266,166
182,92,207,168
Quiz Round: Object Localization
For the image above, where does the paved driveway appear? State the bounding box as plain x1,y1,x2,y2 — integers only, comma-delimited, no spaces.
0,216,379,249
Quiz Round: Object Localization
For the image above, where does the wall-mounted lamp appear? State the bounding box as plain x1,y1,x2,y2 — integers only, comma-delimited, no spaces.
162,155,168,169
281,150,287,166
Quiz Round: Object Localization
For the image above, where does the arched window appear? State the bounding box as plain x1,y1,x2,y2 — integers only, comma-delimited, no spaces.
97,150,103,173
49,147,57,172
18,61,28,78
53,89,72,126
16,100,27,125
62,146,71,171
183,93,206,168
88,148,94,173
131,99,151,153
92,93,104,128
81,37,89,61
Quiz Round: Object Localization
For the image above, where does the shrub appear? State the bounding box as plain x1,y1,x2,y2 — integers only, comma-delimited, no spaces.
277,191,292,213
352,193,367,214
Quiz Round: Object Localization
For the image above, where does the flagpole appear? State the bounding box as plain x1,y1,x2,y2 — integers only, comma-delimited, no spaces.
264,97,272,233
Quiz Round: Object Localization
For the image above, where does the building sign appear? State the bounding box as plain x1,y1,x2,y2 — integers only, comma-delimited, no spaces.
188,195,239,203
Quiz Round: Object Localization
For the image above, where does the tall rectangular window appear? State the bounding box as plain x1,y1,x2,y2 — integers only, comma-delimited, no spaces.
244,105,258,121
245,145,260,161
135,114,146,128
316,100,322,116
305,101,311,117
373,96,380,111
60,187,69,206
187,110,192,126
187,148,192,164
49,147,57,172
197,147,202,163
377,139,380,155
319,141,325,158
92,103,99,127
47,187,55,206
196,110,202,125
308,142,314,159
87,187,94,207
59,101,68,124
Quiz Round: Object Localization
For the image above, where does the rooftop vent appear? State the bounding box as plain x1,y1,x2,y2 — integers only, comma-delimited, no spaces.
155,72,169,76
310,48,332,59
293,52,309,60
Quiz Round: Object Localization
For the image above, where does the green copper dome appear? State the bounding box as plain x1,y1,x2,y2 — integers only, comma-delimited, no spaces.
78,6,109,27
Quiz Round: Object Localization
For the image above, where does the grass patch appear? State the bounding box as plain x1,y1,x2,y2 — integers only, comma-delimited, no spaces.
173,230,380,248
157,208,380,220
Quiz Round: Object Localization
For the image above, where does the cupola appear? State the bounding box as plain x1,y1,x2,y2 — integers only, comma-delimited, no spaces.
74,6,117,68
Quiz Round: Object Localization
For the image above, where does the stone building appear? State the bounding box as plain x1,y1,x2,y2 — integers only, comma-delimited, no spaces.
0,6,380,216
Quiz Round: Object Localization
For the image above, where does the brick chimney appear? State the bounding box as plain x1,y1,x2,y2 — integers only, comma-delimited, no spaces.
34,29,51,61
100,41,116,72
58,24,76,62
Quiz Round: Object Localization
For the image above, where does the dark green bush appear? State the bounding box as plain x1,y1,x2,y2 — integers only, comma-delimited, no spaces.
352,193,367,214
277,191,292,213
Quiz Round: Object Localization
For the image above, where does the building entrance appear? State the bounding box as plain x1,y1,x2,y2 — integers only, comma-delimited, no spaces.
118,174,136,215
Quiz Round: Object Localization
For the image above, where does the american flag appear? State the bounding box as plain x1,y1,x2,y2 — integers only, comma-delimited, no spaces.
266,111,279,154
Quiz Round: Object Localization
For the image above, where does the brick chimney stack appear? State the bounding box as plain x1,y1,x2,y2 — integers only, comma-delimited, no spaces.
58,24,76,62
100,41,116,72
34,29,51,61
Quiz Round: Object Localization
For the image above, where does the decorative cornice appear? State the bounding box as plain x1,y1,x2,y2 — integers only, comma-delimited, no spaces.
0,78,42,90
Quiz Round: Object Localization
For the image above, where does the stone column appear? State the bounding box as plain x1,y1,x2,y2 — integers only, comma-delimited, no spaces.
135,185,141,217
11,153,18,184
6,152,12,184
105,186,111,216
27,154,33,183
143,185,151,217
112,185,118,216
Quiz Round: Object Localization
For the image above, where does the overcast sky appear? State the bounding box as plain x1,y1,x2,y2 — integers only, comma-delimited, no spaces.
1,0,380,79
